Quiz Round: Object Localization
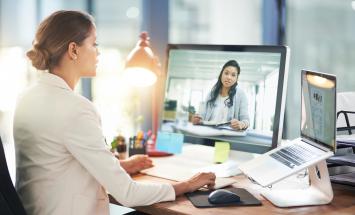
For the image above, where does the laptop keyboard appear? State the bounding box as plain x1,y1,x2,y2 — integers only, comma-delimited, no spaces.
270,144,321,169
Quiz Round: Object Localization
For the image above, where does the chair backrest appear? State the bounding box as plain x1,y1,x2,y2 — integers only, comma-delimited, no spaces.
337,92,355,133
0,137,27,215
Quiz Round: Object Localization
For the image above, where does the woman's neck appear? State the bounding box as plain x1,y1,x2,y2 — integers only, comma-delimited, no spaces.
51,64,79,90
220,86,230,97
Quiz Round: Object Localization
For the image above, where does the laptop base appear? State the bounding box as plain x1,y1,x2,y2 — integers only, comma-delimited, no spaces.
261,160,333,207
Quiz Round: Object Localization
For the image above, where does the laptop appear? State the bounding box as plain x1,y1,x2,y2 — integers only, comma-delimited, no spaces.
239,70,336,187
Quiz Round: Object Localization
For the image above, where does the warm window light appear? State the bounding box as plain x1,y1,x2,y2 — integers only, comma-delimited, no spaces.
124,32,159,87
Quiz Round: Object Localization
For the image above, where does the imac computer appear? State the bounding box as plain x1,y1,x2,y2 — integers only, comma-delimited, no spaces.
161,44,289,154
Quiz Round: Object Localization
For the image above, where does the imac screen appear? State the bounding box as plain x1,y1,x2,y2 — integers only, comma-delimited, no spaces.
161,45,289,153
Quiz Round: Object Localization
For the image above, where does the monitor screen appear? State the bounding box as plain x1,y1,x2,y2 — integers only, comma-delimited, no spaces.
301,70,336,152
161,44,289,153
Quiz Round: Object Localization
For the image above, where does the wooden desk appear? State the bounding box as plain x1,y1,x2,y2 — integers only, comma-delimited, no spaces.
111,144,355,215
132,174,355,215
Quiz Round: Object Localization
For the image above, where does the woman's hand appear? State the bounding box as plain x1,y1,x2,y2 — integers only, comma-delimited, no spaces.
192,114,202,125
230,119,246,130
119,154,153,174
172,172,216,196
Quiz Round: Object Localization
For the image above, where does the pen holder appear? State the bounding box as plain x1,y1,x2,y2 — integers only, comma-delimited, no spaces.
128,136,147,157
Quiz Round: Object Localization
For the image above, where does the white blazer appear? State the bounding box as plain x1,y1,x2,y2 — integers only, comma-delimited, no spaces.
14,73,175,215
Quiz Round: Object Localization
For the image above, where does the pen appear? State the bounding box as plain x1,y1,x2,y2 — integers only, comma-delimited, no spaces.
216,121,232,127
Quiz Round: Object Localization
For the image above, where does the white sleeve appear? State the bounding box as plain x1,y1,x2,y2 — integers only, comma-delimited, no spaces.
63,100,175,207
200,92,212,120
238,90,250,127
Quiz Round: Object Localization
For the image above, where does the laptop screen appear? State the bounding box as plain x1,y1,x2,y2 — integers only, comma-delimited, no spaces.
301,70,336,152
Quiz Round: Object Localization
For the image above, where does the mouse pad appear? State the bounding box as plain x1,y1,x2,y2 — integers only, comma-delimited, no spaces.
185,187,261,208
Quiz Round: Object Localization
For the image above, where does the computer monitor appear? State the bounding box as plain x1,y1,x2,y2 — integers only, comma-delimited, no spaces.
161,44,289,153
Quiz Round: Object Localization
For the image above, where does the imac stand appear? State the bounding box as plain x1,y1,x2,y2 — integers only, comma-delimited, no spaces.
262,160,333,207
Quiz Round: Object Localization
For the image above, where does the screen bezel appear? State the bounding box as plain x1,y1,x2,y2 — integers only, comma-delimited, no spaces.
162,44,290,151
300,70,336,152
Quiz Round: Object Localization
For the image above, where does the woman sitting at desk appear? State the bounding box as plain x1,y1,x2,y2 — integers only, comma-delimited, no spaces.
192,60,249,130
14,10,215,215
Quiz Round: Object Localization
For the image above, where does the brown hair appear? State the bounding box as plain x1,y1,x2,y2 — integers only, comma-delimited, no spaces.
27,10,94,70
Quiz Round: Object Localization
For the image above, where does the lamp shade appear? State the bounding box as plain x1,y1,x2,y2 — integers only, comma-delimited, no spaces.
124,32,159,87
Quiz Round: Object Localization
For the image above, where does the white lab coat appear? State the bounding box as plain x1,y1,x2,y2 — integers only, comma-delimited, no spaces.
13,72,175,215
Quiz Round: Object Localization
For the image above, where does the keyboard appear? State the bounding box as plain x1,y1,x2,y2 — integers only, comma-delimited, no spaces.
270,144,321,169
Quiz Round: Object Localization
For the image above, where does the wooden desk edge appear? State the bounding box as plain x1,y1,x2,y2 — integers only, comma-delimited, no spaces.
109,174,355,215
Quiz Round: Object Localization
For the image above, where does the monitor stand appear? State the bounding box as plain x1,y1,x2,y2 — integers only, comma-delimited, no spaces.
261,159,333,207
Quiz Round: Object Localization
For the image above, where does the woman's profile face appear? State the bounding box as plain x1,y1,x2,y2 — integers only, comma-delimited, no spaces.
76,26,100,77
221,66,238,88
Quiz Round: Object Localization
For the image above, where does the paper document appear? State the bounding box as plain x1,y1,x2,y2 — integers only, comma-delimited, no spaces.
142,165,237,189
194,160,241,177
176,124,247,137
141,154,237,189
201,120,231,127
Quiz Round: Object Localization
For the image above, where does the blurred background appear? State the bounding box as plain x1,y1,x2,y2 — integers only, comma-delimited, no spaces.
1,0,355,177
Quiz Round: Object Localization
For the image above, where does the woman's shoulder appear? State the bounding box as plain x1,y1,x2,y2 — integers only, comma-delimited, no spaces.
235,85,246,95
61,97,100,128
71,93,97,110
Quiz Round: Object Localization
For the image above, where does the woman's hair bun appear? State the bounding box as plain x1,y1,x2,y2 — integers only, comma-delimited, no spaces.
27,10,94,70
26,45,51,70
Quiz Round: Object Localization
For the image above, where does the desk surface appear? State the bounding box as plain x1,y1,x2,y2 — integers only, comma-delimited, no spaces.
113,144,355,215
132,174,355,215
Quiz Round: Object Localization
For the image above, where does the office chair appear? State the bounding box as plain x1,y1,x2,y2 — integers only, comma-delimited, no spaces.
337,92,355,135
0,137,27,215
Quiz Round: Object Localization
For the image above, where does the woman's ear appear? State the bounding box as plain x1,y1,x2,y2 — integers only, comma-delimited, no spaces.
68,42,78,60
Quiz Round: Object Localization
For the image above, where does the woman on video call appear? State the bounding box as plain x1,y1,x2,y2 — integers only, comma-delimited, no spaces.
13,10,215,215
192,60,250,130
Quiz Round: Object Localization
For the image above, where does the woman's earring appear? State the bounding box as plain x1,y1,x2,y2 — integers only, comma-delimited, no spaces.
73,56,77,60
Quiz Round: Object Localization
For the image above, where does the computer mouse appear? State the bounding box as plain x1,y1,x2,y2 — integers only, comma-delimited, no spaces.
208,189,241,204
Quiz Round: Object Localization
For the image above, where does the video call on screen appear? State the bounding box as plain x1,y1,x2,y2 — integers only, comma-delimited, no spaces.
163,49,282,140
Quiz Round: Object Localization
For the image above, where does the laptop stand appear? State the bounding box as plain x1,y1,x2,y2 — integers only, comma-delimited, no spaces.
261,159,333,207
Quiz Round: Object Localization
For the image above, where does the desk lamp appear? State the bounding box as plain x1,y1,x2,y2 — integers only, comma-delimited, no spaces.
124,32,159,87
124,32,171,157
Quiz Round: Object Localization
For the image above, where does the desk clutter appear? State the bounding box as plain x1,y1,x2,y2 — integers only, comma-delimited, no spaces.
111,130,184,158
111,131,150,158
110,135,127,159
155,131,184,154
128,131,147,156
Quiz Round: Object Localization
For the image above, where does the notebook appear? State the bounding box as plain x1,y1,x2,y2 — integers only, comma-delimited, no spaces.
239,70,336,187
